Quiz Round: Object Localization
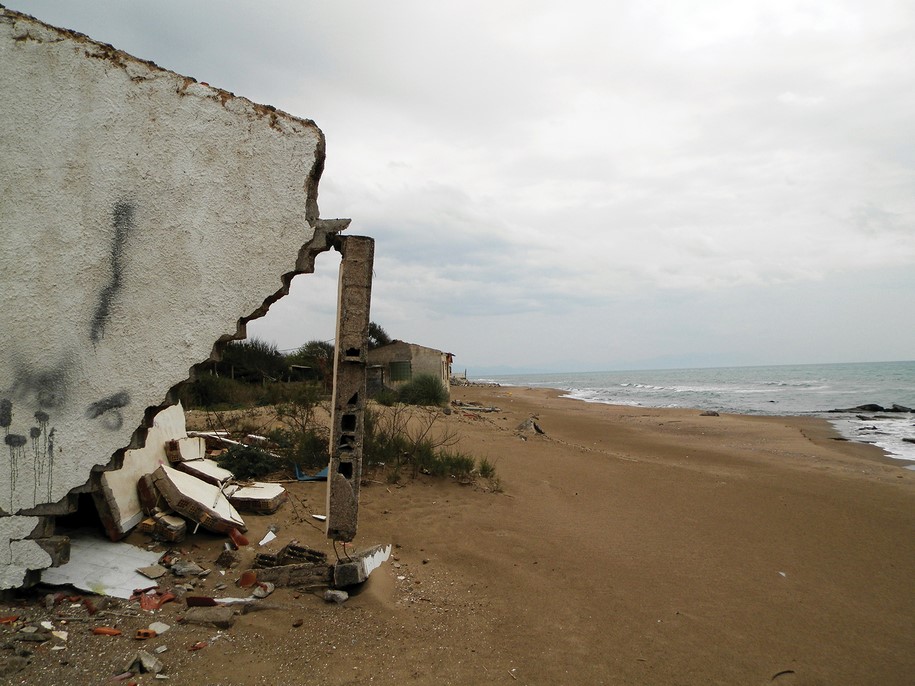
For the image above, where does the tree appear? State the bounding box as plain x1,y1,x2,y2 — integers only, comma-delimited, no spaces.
368,321,391,350
287,339,335,389
217,338,287,383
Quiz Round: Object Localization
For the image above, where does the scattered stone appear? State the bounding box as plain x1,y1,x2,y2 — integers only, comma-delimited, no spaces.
137,564,168,580
245,562,332,588
292,618,304,627
215,549,239,569
0,657,30,678
252,582,275,599
323,589,349,604
180,606,236,630
333,544,392,587
171,560,205,577
127,650,164,674
148,622,170,635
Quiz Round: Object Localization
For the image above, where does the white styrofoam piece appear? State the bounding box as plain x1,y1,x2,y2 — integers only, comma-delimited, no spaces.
41,531,162,599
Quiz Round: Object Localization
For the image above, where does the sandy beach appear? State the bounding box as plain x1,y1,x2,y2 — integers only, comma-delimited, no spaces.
4,386,914,685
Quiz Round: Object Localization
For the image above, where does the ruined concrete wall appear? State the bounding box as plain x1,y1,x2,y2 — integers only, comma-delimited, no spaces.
0,9,339,588
367,342,452,390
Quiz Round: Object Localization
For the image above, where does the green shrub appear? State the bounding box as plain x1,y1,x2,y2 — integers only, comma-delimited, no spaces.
179,376,261,409
478,456,497,479
216,444,285,479
397,374,448,406
372,387,399,406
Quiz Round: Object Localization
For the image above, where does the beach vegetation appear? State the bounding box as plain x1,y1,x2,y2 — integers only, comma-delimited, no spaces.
364,404,498,487
396,374,449,406
368,321,392,349
216,443,284,480
478,456,497,479
192,386,330,477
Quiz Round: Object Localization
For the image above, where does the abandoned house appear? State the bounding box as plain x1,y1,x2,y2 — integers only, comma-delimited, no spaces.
0,8,370,590
367,341,453,394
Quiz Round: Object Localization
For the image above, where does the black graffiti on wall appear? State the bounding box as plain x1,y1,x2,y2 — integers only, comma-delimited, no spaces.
2,399,55,511
85,390,130,431
90,201,134,343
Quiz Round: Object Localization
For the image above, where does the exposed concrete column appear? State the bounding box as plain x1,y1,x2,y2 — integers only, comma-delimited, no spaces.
325,236,374,542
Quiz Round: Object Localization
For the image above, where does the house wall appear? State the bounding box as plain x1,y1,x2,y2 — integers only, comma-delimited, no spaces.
367,342,451,392
0,9,339,589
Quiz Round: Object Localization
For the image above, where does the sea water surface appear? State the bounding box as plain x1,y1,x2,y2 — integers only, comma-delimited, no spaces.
478,361,915,465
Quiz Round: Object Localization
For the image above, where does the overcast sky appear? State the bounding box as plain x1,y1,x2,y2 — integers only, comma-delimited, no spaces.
11,0,915,373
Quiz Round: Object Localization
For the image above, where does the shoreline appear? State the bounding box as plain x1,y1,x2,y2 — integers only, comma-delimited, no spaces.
463,379,908,467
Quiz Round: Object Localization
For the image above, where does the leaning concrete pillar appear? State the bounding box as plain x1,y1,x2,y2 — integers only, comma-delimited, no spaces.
325,236,374,542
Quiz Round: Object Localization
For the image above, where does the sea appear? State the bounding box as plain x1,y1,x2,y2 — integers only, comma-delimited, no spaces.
477,361,915,467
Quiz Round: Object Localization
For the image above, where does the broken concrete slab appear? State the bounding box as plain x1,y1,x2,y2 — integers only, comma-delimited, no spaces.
225,483,287,514
165,437,206,463
244,563,332,588
333,544,391,588
180,606,236,630
151,465,245,534
94,404,188,540
175,459,234,486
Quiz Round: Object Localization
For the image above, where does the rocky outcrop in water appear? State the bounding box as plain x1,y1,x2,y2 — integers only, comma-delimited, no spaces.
828,404,914,413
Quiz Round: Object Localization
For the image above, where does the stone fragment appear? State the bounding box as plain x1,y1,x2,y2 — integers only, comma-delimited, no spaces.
180,606,236,630
245,562,332,588
252,582,275,599
215,549,239,569
170,560,205,577
333,544,391,588
127,650,164,674
323,589,349,604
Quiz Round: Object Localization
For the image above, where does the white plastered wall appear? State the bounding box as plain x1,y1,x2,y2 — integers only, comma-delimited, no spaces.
0,9,338,588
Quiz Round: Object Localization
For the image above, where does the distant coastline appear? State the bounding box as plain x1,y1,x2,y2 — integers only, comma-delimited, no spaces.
474,361,915,464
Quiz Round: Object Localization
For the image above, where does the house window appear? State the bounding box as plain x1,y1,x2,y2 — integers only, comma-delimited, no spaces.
389,361,411,382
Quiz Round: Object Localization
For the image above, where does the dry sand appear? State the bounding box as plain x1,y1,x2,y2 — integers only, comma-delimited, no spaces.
3,386,914,685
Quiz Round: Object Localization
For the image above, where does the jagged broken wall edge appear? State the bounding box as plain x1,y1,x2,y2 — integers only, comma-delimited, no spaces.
0,8,341,588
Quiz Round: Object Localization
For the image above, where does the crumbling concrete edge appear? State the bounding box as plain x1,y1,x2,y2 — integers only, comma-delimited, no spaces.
2,6,356,588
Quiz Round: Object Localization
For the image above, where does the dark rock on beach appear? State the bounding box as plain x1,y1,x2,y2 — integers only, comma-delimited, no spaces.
828,404,914,414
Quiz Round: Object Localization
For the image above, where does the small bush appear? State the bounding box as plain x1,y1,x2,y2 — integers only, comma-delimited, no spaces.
372,387,399,406
397,374,448,406
216,444,285,479
478,456,497,479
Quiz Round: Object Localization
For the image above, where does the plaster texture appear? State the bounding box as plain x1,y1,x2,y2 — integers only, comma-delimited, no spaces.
0,9,342,588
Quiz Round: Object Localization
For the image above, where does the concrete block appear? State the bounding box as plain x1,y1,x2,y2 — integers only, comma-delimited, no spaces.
326,237,374,542
180,606,236,630
333,543,391,588
245,562,332,587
